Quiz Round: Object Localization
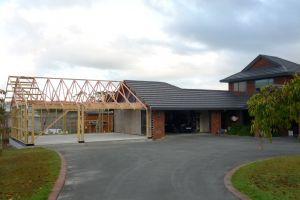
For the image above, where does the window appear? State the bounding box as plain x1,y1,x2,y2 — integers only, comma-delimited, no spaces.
233,81,246,92
233,82,238,91
239,81,246,92
255,78,274,91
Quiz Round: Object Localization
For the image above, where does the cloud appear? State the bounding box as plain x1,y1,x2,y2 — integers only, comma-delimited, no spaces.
0,0,300,91
12,0,95,9
151,0,300,52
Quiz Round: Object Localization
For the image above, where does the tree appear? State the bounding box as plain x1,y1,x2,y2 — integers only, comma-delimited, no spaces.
282,76,300,125
248,76,300,141
0,89,6,154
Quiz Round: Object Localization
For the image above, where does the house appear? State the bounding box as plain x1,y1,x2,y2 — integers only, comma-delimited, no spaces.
114,54,300,139
6,54,300,145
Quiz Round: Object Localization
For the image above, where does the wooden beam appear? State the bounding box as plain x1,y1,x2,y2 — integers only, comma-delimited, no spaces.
146,109,152,138
31,102,145,110
77,105,84,143
5,76,150,145
41,110,69,135
31,107,35,145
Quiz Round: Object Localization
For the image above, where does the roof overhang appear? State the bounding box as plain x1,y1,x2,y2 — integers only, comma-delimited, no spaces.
220,72,295,83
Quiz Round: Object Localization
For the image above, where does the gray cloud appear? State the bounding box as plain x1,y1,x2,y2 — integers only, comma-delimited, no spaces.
35,44,137,71
148,0,300,53
15,0,96,9
1,0,300,90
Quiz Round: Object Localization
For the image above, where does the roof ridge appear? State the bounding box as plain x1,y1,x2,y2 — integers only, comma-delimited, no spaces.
182,88,228,92
222,54,300,82
124,79,181,87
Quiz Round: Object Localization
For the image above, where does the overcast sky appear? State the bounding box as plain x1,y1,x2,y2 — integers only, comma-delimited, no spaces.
1,0,300,89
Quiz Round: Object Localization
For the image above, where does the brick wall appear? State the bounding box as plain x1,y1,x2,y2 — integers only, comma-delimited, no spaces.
245,76,293,96
251,58,273,69
229,77,294,96
152,110,165,139
229,83,234,92
246,80,255,96
274,76,293,85
229,80,255,96
211,111,221,134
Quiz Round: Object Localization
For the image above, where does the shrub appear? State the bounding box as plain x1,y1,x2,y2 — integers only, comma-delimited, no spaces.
227,124,282,137
228,124,252,136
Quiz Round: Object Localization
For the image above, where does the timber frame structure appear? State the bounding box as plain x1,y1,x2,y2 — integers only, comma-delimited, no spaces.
5,76,151,145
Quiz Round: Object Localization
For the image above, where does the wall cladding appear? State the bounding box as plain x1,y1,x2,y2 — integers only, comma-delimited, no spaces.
246,80,255,96
114,110,142,135
251,58,273,69
152,110,165,139
274,76,293,85
199,111,210,132
229,83,234,92
211,111,221,134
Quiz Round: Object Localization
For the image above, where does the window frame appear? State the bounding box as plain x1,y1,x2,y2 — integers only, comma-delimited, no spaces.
233,81,246,92
255,78,274,91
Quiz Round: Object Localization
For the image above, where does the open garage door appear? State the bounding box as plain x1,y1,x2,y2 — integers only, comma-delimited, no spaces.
165,110,210,134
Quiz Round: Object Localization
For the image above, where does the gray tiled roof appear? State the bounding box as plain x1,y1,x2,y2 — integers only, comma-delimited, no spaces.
125,80,248,110
220,55,300,82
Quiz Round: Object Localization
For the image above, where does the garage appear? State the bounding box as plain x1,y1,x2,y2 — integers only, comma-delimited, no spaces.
165,110,210,134
5,76,249,145
5,76,151,145
125,80,249,138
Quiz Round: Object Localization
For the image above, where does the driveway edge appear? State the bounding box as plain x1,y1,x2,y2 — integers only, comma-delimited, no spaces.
48,151,67,200
224,162,251,200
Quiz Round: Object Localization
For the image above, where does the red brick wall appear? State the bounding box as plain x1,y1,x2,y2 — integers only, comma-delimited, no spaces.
274,76,293,85
211,111,221,134
244,76,293,96
229,77,294,96
152,110,165,139
246,80,255,96
251,58,273,69
229,83,234,92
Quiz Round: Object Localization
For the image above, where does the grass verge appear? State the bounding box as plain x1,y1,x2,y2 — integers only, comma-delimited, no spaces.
0,147,61,200
232,155,300,200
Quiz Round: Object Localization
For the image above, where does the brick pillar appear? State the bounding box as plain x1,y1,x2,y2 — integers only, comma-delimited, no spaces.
211,111,221,134
228,83,234,92
247,80,255,96
152,110,165,139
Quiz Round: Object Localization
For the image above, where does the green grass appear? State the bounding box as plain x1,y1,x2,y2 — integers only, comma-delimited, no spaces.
232,155,300,200
0,147,61,200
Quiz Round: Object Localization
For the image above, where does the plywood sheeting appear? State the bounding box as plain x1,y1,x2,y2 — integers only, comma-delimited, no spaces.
114,110,142,135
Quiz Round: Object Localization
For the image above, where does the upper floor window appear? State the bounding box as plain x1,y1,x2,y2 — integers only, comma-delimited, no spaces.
255,78,274,91
233,81,246,92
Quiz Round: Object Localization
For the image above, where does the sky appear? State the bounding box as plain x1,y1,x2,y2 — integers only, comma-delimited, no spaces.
1,0,300,90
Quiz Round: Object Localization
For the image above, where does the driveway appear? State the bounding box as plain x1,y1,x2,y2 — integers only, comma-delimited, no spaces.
52,135,300,200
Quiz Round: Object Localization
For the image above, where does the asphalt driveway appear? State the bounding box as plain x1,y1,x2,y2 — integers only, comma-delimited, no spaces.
52,135,300,200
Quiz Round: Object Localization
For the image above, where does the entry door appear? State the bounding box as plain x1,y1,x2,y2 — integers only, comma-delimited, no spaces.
199,111,210,132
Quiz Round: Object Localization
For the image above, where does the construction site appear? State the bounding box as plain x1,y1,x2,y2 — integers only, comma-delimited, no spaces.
5,76,151,145
4,73,254,146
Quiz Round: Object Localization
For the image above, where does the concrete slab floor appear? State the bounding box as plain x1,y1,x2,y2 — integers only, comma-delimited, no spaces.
35,133,147,146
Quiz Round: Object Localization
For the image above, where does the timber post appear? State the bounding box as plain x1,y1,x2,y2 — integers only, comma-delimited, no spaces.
146,108,152,138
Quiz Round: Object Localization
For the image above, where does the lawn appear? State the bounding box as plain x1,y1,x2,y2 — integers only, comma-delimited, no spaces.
0,147,61,200
232,155,300,200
